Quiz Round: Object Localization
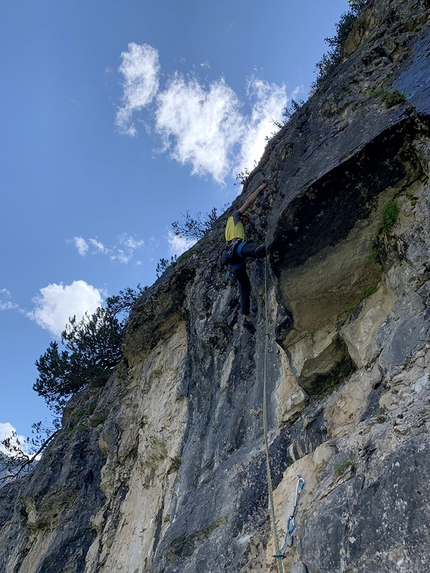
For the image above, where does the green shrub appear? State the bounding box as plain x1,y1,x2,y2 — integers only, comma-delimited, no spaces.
89,413,108,427
367,87,406,108
361,284,378,299
334,454,355,476
156,255,177,278
381,201,400,233
74,425,89,433
373,405,388,423
369,246,380,265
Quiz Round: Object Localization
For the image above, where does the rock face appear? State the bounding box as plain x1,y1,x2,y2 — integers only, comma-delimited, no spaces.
2,1,430,572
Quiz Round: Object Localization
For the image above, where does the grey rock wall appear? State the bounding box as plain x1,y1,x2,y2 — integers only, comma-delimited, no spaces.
1,1,430,572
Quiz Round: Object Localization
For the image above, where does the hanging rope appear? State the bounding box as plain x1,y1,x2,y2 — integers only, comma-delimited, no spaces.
262,257,283,573
262,259,305,568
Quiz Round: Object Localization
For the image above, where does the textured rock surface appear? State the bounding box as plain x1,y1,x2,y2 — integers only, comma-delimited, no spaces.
1,1,430,572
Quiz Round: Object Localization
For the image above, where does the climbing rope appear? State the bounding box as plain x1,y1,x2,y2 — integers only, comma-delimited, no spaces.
262,258,305,569
262,257,283,573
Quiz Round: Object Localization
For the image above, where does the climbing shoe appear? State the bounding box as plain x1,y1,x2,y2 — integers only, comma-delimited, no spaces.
243,320,256,334
254,246,266,258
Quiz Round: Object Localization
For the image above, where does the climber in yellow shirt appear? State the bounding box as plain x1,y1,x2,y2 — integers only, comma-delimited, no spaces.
224,181,267,334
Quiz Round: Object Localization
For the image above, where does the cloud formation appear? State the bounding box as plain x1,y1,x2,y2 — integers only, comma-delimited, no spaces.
167,229,196,257
70,233,144,264
115,43,288,184
29,280,103,338
115,42,160,136
155,74,245,184
0,288,19,311
72,237,89,256
236,77,290,175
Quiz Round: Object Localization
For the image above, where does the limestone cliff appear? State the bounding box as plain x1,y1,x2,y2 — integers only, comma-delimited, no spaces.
1,1,430,572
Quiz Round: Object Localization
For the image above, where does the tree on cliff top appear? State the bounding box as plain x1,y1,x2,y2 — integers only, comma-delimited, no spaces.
171,207,221,241
34,308,122,414
1,285,146,482
34,285,146,415
312,0,370,91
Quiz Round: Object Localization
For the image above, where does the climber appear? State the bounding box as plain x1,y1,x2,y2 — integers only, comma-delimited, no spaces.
224,181,268,334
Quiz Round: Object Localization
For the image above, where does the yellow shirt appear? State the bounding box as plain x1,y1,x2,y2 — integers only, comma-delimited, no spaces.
225,210,245,241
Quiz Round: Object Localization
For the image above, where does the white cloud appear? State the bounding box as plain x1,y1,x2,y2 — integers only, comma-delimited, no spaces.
0,301,18,311
108,234,146,264
0,288,19,311
0,422,27,455
155,73,245,184
111,249,132,264
72,237,89,256
235,76,288,175
119,234,145,250
168,229,196,257
69,234,144,264
29,280,103,338
114,43,291,185
88,238,108,253
115,42,160,136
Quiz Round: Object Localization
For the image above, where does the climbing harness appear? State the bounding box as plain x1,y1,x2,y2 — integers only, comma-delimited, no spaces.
220,238,241,266
219,239,247,282
273,476,305,558
262,258,305,570
224,238,246,269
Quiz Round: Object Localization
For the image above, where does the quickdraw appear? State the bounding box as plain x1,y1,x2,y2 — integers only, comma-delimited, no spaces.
273,476,305,559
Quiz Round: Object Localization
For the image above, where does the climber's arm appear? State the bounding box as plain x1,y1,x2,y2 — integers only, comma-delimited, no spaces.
239,182,267,214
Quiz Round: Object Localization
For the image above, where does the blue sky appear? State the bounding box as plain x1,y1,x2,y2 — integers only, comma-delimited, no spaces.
1,0,350,446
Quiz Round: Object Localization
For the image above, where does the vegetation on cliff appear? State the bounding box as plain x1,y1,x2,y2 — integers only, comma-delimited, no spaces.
171,207,221,241
34,285,146,415
312,0,370,91
1,285,146,477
